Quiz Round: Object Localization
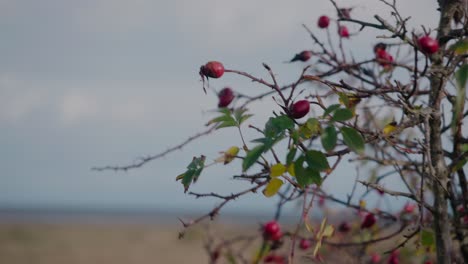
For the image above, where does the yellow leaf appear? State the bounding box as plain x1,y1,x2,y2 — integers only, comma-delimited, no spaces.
175,173,185,181
323,225,335,237
383,121,397,136
313,240,322,257
263,178,284,197
359,200,366,209
215,146,240,164
270,163,286,177
305,216,314,233
287,164,296,177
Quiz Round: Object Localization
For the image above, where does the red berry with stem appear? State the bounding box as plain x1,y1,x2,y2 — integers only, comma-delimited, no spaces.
299,238,311,250
289,100,310,119
270,231,283,242
317,15,330,28
376,49,394,67
218,87,234,108
290,50,312,62
200,61,225,78
418,36,439,54
339,25,350,38
361,213,376,229
403,203,416,214
263,220,281,240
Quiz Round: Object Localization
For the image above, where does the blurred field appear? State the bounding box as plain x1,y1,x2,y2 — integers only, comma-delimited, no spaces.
0,210,434,264
0,222,212,264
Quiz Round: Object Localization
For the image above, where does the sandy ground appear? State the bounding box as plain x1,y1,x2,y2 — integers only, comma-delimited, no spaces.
0,222,211,264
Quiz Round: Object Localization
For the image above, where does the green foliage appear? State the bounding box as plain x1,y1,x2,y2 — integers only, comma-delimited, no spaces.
175,155,206,193
332,108,353,121
294,156,322,187
452,64,467,131
323,104,341,117
421,229,435,247
207,108,252,129
450,39,468,55
321,126,337,151
242,145,265,172
305,150,330,171
340,127,365,154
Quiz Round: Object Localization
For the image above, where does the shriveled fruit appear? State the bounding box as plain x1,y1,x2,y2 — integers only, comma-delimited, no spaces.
218,87,234,108
290,50,312,62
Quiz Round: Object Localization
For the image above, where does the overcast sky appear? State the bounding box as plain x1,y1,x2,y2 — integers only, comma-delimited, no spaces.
0,0,439,214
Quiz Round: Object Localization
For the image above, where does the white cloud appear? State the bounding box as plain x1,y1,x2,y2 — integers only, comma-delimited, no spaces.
59,91,99,125
0,74,47,123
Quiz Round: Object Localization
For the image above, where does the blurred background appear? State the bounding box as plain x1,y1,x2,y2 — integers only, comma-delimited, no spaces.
0,0,438,263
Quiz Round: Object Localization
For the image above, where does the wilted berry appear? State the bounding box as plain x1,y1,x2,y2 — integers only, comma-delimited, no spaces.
218,87,234,108
290,50,312,62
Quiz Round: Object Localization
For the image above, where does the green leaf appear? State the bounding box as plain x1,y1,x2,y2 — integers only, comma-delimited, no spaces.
294,157,322,187
323,104,341,117
452,158,467,172
216,120,238,129
286,147,297,165
176,155,206,193
305,118,321,134
233,108,253,126
455,64,468,89
461,144,468,152
305,150,330,171
450,39,468,55
264,115,294,138
340,127,365,154
332,108,353,122
453,64,468,132
321,126,337,151
242,145,265,172
421,229,435,247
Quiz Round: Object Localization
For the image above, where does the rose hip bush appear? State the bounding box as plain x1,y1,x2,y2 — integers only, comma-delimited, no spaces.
96,0,468,263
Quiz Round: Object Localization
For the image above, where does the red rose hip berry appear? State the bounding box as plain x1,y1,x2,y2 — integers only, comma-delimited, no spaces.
289,100,310,119
200,61,225,78
317,15,330,28
263,220,281,240
376,49,393,67
361,213,376,229
418,36,439,54
299,238,311,250
339,26,350,38
218,87,234,108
